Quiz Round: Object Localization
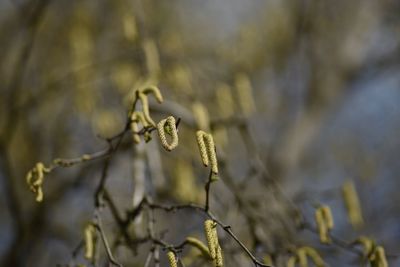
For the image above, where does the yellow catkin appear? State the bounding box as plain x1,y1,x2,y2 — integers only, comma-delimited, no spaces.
130,111,149,144
192,101,210,131
216,83,235,118
321,205,334,230
263,254,273,266
204,220,217,259
141,86,164,103
186,237,211,259
157,116,179,151
354,236,374,257
303,247,325,267
315,209,329,244
122,13,137,41
235,73,256,116
374,246,388,267
342,180,364,228
134,86,163,127
84,223,96,261
142,38,160,78
215,244,224,267
26,162,50,202
196,131,218,175
167,251,178,267
297,248,308,267
172,160,202,203
286,256,297,267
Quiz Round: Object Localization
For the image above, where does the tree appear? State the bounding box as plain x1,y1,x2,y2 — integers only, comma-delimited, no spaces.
1,1,399,266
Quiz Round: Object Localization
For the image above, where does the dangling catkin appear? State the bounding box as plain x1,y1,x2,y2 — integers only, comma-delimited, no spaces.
196,131,218,175
235,73,256,116
166,251,178,267
303,247,325,267
186,237,211,259
342,180,364,228
204,220,217,259
297,248,308,267
321,205,334,230
286,256,297,267
215,244,224,267
157,116,178,151
84,223,96,261
192,101,210,131
26,162,51,202
142,38,160,78
374,246,388,267
130,111,149,144
315,208,329,244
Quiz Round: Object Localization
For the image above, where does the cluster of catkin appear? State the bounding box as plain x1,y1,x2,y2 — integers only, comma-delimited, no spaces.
354,237,388,267
287,247,325,267
204,220,223,267
130,85,163,143
26,162,51,202
314,205,334,244
196,131,219,176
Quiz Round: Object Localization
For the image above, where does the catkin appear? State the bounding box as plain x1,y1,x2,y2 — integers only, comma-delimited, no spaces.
204,220,218,259
321,205,334,230
216,83,235,118
192,101,210,131
235,73,256,116
130,111,149,144
141,85,164,103
303,247,325,267
297,248,308,267
167,251,178,267
286,256,297,267
354,236,374,257
138,92,156,126
196,131,218,175
157,116,179,151
186,237,211,259
122,13,137,41
84,223,96,261
315,208,329,244
26,162,50,202
374,246,388,267
263,254,273,266
215,244,224,267
132,85,163,127
142,38,160,78
342,180,364,228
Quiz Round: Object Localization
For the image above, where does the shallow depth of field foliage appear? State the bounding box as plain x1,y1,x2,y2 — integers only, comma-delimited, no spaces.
0,1,400,267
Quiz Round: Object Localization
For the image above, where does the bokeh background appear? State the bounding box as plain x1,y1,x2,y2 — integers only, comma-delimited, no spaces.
0,0,399,266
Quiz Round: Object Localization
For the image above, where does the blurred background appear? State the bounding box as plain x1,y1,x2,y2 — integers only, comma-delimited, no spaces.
0,0,399,266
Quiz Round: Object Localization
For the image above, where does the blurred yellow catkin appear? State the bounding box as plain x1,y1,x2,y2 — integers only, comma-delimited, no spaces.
84,223,96,261
142,38,160,79
235,73,256,116
192,101,210,131
216,83,235,118
26,162,51,202
172,160,201,203
342,180,364,228
122,12,137,42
